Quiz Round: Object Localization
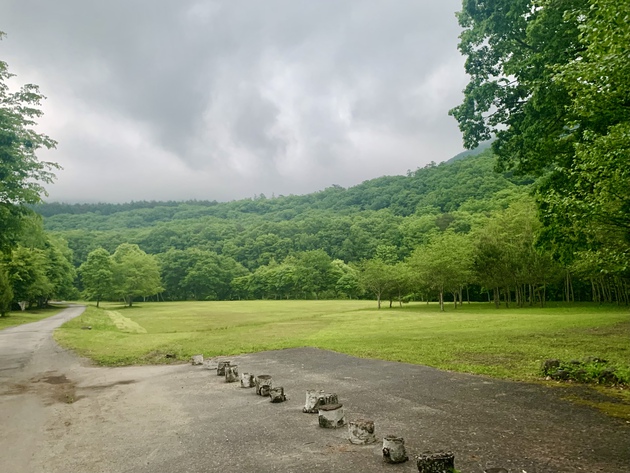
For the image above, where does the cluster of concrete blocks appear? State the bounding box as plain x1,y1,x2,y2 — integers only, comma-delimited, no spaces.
191,354,482,472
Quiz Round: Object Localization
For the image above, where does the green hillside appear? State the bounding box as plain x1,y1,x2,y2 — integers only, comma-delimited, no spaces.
36,151,528,267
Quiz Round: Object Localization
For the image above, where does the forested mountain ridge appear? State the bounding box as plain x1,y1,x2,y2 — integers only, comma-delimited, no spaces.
38,150,524,232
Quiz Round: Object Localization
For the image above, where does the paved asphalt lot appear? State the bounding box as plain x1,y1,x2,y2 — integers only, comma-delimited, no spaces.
0,306,628,472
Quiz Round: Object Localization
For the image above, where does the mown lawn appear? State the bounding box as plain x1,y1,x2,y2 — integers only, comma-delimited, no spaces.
0,306,66,330
54,300,630,383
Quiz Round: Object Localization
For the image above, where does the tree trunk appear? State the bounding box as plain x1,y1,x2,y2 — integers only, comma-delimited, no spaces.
377,292,381,309
439,290,444,312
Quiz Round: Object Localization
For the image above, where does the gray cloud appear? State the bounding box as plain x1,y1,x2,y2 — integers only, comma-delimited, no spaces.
1,0,467,203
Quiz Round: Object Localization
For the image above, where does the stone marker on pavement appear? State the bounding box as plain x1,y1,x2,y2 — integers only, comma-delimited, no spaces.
240,372,255,388
269,387,287,403
255,375,273,396
216,360,231,376
225,364,239,383
416,451,455,473
191,354,204,365
318,403,346,428
303,390,339,413
382,435,408,464
348,419,376,444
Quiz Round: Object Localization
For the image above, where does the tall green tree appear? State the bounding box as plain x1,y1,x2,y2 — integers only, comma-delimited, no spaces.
79,248,114,307
111,244,162,306
358,259,396,309
409,232,473,311
0,32,58,251
450,0,629,273
6,246,52,308
539,0,630,271
44,236,77,301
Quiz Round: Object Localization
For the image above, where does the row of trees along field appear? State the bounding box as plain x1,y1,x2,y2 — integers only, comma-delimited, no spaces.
57,186,628,308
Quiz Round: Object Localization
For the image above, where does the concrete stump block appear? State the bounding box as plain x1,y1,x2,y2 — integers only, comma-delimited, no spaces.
191,354,204,365
216,360,231,376
416,451,455,473
348,419,376,444
269,387,287,403
303,390,339,413
383,435,408,464
255,375,273,396
225,364,239,383
318,403,346,428
240,372,255,388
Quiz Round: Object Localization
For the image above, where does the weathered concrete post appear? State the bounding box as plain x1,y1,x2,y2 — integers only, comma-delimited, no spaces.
303,390,339,413
416,451,455,472
216,360,231,376
382,436,408,464
240,372,255,388
269,387,287,403
225,364,239,383
348,419,376,444
255,375,273,396
191,354,204,365
318,404,346,428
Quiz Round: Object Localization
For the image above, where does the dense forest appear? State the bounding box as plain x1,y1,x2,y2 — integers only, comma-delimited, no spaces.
31,150,623,308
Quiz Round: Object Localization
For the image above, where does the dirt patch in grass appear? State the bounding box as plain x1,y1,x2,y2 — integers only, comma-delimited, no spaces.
581,320,630,335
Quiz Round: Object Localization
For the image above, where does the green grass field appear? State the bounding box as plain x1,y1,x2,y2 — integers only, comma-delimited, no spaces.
0,306,65,330
54,300,630,383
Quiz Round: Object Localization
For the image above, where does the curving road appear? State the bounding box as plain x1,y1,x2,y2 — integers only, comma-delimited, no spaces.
0,305,86,382
0,305,86,473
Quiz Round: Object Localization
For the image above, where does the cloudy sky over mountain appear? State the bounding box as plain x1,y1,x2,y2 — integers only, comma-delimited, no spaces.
1,1,468,203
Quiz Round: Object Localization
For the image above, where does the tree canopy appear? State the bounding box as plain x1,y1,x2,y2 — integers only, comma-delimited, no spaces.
0,32,58,251
450,0,630,272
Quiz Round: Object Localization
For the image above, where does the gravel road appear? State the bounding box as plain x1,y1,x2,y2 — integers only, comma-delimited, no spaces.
0,306,628,473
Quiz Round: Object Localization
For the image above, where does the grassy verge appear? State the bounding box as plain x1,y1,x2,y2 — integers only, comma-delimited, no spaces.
0,305,66,330
55,301,630,419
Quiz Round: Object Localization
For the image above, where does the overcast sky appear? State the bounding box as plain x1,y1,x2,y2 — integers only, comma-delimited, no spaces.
1,1,468,203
